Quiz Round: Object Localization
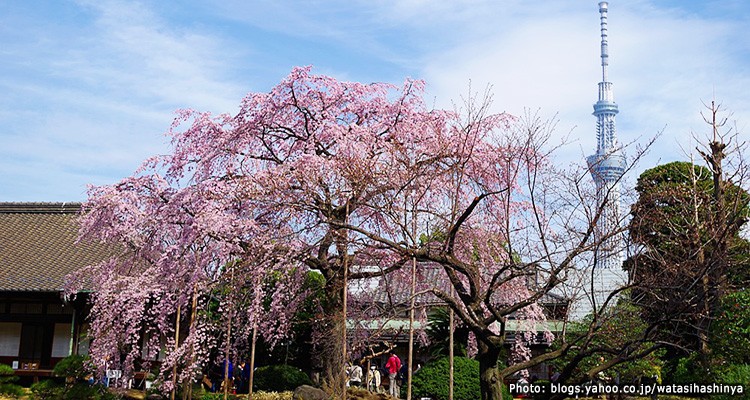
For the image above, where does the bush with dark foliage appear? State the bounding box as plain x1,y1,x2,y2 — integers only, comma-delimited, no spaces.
252,364,312,392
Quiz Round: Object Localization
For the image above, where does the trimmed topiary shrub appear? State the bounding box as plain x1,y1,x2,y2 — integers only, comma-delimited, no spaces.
411,357,488,400
0,363,24,399
252,365,312,392
36,355,119,400
53,354,92,382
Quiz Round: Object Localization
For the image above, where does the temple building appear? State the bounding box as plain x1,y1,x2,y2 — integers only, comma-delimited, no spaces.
0,203,105,382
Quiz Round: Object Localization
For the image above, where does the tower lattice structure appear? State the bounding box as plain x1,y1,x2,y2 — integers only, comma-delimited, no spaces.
585,1,625,307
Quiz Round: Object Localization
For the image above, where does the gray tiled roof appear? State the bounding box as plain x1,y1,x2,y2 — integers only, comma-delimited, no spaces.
0,202,111,292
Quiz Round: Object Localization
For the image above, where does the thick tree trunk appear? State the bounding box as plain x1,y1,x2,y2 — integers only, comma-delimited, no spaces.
321,318,345,395
313,222,348,396
318,275,345,396
477,342,503,400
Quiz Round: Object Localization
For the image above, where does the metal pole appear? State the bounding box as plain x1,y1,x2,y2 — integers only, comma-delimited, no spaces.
184,287,198,400
407,207,417,400
449,289,454,400
171,303,181,400
224,265,235,400
341,199,350,400
69,306,76,356
248,324,257,400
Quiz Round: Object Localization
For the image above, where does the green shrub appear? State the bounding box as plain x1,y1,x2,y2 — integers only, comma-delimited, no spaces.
252,365,312,392
30,379,119,400
197,394,222,400
30,380,64,400
411,357,487,400
0,383,24,399
713,364,750,400
63,383,101,400
0,364,17,382
53,354,92,382
671,353,710,385
713,289,750,364
0,363,24,399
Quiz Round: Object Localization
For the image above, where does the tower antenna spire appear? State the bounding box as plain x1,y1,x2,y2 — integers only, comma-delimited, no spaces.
599,1,609,82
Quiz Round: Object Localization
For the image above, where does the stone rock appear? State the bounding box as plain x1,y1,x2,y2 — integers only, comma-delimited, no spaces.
293,384,329,400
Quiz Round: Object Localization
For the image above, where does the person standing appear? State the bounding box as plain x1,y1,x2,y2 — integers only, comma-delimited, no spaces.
367,365,381,393
398,363,408,387
349,360,363,388
234,360,251,394
385,351,402,398
223,359,234,393
209,361,223,393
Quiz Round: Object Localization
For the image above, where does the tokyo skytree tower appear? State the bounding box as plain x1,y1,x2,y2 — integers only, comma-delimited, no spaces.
585,1,625,306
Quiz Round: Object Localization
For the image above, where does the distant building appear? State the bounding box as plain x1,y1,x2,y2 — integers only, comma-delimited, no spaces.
0,202,108,381
348,265,569,380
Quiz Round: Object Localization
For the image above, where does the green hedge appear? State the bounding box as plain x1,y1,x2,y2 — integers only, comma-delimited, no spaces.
252,365,312,392
411,357,488,400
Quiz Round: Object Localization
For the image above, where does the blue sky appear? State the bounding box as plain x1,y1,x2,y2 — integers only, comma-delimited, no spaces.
1,0,749,201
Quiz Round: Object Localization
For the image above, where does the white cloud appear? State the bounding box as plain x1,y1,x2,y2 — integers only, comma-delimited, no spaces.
0,0,250,201
71,0,245,111
418,1,750,174
1,0,749,201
